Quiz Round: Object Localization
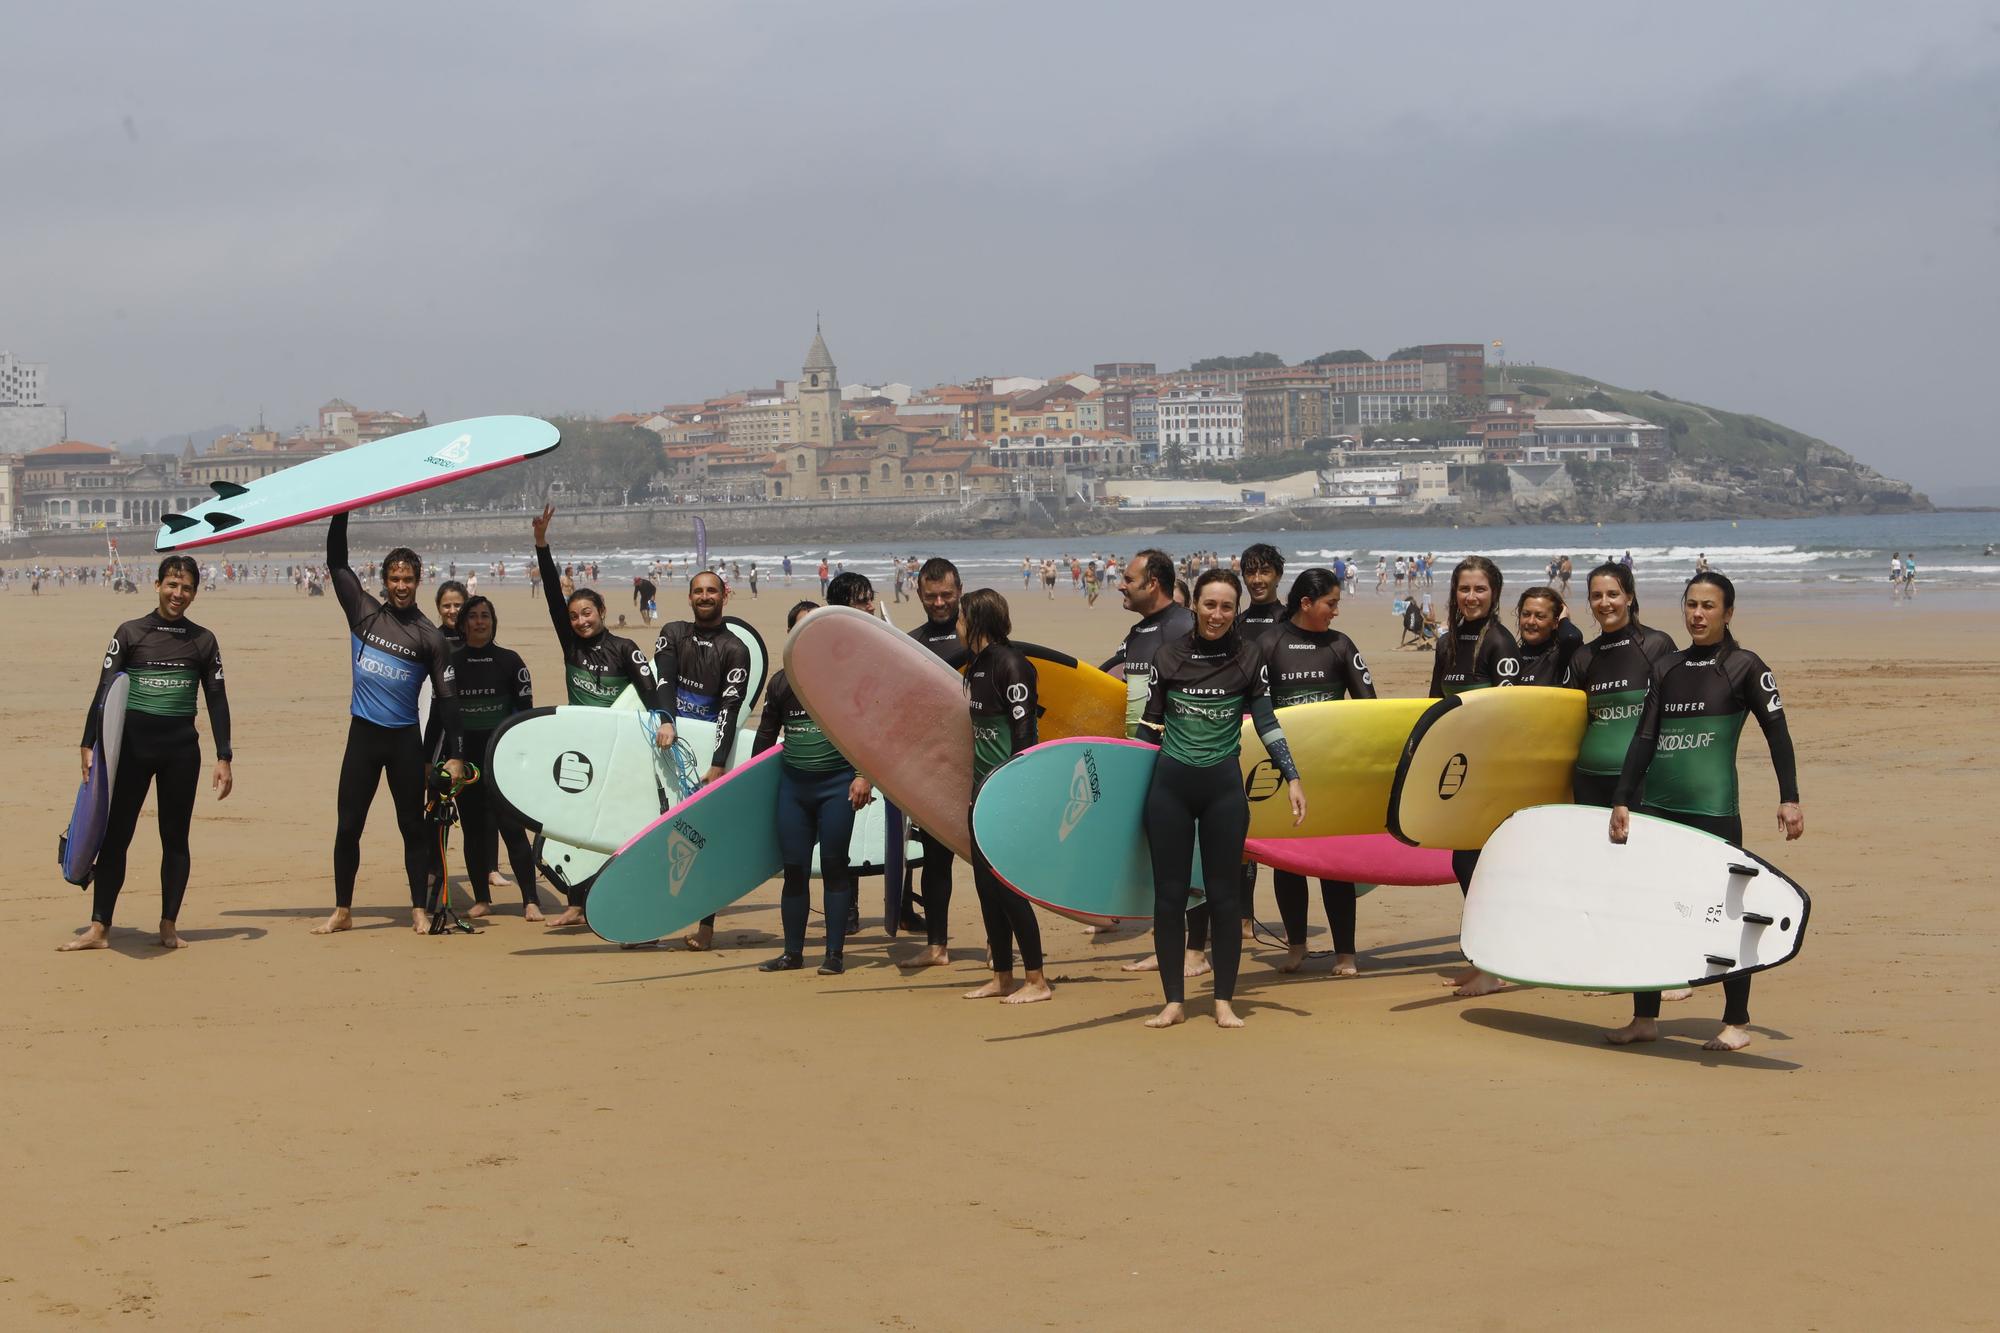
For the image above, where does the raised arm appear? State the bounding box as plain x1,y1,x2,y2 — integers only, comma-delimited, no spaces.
328,512,370,624
532,505,574,648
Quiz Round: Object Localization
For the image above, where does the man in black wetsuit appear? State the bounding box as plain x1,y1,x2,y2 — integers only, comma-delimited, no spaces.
634,574,658,626
1234,543,1286,934
315,513,463,937
654,569,752,951
908,557,966,964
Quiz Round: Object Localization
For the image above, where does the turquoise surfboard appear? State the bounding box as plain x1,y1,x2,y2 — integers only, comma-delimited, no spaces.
971,737,1203,921
155,415,560,551
586,749,787,943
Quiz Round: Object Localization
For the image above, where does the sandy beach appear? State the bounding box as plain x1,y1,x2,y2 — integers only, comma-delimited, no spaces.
3,567,1993,1329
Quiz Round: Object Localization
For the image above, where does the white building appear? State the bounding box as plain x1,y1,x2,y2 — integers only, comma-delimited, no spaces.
1,352,48,407
1157,387,1243,463
844,381,913,404
1528,408,1665,461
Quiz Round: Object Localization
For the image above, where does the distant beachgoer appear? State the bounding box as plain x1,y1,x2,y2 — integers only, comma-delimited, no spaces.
1695,552,1709,575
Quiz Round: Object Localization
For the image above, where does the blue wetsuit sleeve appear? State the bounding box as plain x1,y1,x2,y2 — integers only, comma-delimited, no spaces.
200,629,233,760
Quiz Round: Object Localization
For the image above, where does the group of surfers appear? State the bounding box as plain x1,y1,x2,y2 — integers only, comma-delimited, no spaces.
62,515,1805,1050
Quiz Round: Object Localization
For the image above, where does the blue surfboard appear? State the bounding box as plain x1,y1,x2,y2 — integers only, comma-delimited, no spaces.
59,675,128,886
156,415,559,551
971,737,1203,921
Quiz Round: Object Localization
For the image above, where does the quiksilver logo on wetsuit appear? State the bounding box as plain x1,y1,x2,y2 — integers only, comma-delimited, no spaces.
423,434,473,469
1058,751,1102,841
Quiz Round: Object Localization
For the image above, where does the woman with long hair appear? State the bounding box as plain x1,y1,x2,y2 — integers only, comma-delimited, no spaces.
1514,585,1581,687
451,595,544,920
1606,573,1803,1051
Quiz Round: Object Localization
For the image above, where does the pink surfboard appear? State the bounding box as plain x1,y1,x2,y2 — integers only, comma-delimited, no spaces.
1243,833,1453,886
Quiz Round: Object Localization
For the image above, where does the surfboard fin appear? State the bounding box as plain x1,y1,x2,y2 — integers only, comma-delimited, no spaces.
1726,862,1760,877
160,513,200,533
1742,913,1775,926
205,511,244,531
1705,954,1737,968
209,480,251,498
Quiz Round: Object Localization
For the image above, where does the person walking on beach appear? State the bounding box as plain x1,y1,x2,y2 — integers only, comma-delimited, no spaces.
817,558,830,597
1375,555,1388,593
1606,571,1803,1052
908,558,966,962
61,555,234,952
782,554,792,585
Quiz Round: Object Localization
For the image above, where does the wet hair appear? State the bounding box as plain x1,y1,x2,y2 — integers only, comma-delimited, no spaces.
1192,567,1243,607
459,594,498,636
156,554,199,585
785,599,819,630
435,579,469,610
566,587,606,615
1516,585,1564,615
916,557,961,588
1283,566,1341,620
826,571,874,607
1239,543,1284,577
1586,561,1638,615
1133,548,1176,595
382,546,422,581
959,588,1012,647
1449,555,1505,660
1683,571,1739,657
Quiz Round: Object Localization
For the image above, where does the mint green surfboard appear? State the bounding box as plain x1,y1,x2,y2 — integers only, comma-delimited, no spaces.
156,415,560,551
971,737,1203,921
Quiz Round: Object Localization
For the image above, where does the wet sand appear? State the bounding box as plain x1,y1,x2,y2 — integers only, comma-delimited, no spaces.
3,572,1994,1328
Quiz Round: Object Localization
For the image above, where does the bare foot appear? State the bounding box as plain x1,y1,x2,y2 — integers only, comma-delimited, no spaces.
1239,920,1253,941
1143,1002,1187,1029
1084,920,1123,937
1605,1018,1659,1045
682,921,714,951
1661,988,1694,1002
468,902,492,919
912,944,950,967
58,924,109,952
1444,965,1479,988
965,976,1018,1000
1275,943,1308,974
1453,970,1509,998
310,908,353,935
412,909,432,935
1001,978,1053,1004
545,906,585,928
522,902,545,922
157,920,188,949
1703,1024,1753,1052
1121,955,1161,973
1331,953,1359,977
1214,1000,1245,1029
1183,951,1211,978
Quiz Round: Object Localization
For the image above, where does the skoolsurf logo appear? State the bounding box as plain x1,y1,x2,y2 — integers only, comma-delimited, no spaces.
1437,752,1468,799
667,819,706,896
1058,751,1102,842
1244,759,1283,802
554,751,594,792
424,434,473,469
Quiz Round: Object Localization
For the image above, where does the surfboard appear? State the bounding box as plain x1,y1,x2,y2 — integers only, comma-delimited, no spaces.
1462,804,1810,990
58,674,129,886
1388,686,1586,849
971,737,1203,920
487,692,704,854
1005,642,1126,741
1246,698,1433,840
155,416,560,551
1243,833,1454,886
725,615,768,711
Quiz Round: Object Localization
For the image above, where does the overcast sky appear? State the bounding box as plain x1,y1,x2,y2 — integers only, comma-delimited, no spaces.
3,1,1995,495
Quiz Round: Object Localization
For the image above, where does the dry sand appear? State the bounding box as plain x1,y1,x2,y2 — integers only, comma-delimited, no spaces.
3,569,1994,1329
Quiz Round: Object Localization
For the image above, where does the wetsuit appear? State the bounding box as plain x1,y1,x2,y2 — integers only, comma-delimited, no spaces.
1264,620,1375,954
453,640,540,906
330,514,460,911
753,671,859,962
1565,620,1678,808
1141,630,1298,1005
1614,639,1798,1026
652,617,750,929
1429,614,1520,895
909,616,966,945
1233,599,1286,921
965,642,1043,974
80,612,231,927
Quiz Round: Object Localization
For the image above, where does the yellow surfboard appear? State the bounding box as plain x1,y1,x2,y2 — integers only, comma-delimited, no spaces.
1241,698,1434,841
1010,642,1128,742
1388,686,1587,850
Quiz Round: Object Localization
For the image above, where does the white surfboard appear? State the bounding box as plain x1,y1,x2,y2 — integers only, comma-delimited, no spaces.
1463,804,1810,991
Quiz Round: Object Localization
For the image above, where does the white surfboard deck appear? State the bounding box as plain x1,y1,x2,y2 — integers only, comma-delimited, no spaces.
1463,804,1809,991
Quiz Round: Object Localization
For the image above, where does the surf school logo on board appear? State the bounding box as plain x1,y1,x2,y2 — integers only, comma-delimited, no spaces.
423,434,473,470
1437,752,1468,799
1244,760,1284,802
666,819,706,897
554,751,594,793
1058,751,1102,842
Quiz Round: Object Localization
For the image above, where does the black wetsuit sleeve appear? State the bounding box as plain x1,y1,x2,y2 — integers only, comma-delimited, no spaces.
80,621,135,749
1742,654,1801,804
536,545,574,649
200,629,233,760
1139,648,1168,737
1427,637,1447,698
1612,670,1666,808
753,675,788,756
1247,646,1300,781
715,634,751,760
999,650,1039,755
428,629,462,762
512,649,534,713
329,513,371,626
1564,643,1594,692
1099,642,1127,674
1341,638,1377,701
650,625,680,725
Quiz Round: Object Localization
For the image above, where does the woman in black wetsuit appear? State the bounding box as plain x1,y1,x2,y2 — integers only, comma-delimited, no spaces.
1430,555,1519,998
1514,585,1581,687
61,555,234,952
1140,569,1306,1029
958,588,1052,1004
1262,567,1374,977
531,505,671,928
1566,563,1678,812
452,595,544,921
1606,572,1804,1052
